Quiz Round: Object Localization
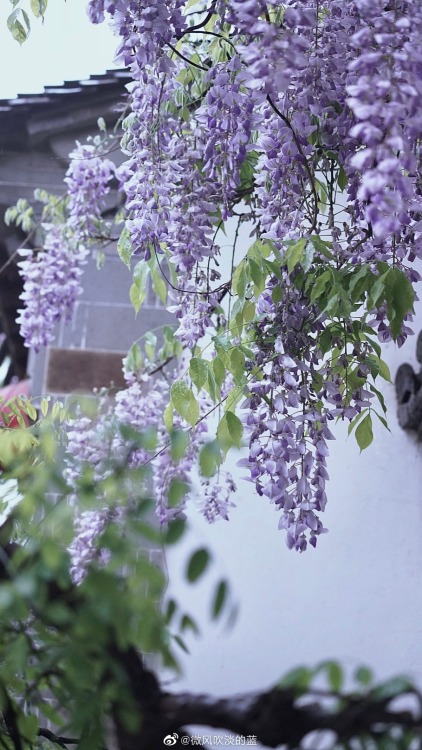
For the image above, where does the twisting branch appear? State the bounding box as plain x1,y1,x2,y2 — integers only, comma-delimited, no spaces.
166,42,209,71
158,685,422,750
37,729,79,749
179,2,217,36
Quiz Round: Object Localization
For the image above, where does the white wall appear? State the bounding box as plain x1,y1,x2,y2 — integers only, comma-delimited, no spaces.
167,289,422,701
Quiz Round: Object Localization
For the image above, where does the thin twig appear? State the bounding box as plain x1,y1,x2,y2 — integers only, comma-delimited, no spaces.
166,42,209,71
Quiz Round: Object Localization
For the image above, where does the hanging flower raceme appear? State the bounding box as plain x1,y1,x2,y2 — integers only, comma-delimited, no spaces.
226,1,315,98
196,56,261,218
65,141,116,236
87,0,185,72
16,225,88,351
346,0,422,247
240,271,376,550
68,506,124,585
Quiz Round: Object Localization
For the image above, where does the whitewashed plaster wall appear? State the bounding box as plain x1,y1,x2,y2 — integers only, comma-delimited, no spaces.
167,277,422,701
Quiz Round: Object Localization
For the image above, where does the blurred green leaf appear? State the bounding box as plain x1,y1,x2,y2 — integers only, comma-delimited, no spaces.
164,519,186,545
211,579,228,619
186,548,211,583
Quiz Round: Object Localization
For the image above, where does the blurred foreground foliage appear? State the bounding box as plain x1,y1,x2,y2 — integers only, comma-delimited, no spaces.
0,421,421,750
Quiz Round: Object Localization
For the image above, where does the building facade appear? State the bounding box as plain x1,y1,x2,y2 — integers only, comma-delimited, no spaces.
0,69,171,397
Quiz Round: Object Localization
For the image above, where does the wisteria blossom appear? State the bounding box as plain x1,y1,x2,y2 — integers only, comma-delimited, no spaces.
68,506,124,584
14,0,422,552
16,226,88,352
17,140,115,350
65,141,116,235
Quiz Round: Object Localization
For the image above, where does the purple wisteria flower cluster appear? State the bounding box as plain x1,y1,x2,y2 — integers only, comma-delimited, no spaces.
17,140,115,351
15,0,422,551
68,506,124,584
75,0,422,549
240,272,375,551
65,141,116,236
16,226,88,352
64,364,236,581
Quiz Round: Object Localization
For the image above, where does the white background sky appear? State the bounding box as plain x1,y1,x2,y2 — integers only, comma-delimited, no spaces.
0,0,119,100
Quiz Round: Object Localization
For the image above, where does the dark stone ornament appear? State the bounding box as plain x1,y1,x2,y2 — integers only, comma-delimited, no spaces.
395,330,422,437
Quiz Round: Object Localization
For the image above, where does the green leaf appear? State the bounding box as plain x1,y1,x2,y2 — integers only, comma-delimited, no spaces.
20,398,37,421
367,270,389,310
199,439,222,477
228,347,245,383
40,398,49,417
284,238,307,275
186,548,211,583
301,242,315,273
118,423,157,452
190,357,209,391
171,381,199,426
354,665,373,687
30,0,48,16
164,519,186,545
124,342,143,374
309,235,334,259
265,258,283,280
170,430,189,461
243,299,255,322
217,410,243,454
165,598,177,624
337,165,348,191
309,270,331,303
355,413,373,451
249,258,264,292
180,614,200,635
317,660,344,692
373,409,390,432
130,260,150,313
151,266,167,304
10,17,27,43
224,384,245,413
17,713,38,743
168,479,189,508
371,677,415,700
272,284,283,304
385,267,415,340
347,411,365,436
348,265,371,300
7,8,20,31
277,666,313,693
144,331,157,361
232,264,248,299
212,356,226,388
378,358,392,382
173,633,190,654
247,238,272,261
213,334,231,352
369,383,388,415
206,369,218,402
21,8,30,30
211,579,228,619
